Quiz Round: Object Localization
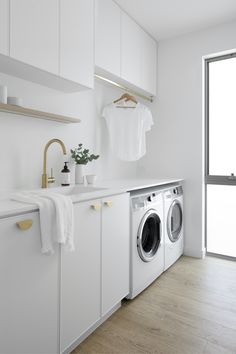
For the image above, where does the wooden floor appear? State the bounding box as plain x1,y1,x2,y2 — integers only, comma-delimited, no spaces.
72,256,236,354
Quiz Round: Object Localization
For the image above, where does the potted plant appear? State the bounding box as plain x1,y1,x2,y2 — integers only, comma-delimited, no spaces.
71,143,99,184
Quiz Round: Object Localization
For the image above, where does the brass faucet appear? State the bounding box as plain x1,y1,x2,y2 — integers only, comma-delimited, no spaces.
42,138,67,188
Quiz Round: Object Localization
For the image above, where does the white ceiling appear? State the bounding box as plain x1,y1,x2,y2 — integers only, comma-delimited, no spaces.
115,0,236,41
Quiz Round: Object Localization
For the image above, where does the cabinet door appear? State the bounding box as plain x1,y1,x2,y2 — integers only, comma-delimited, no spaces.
60,0,94,88
60,200,101,352
121,12,142,88
102,194,129,315
141,30,157,95
95,0,121,76
10,0,59,74
0,0,9,55
0,212,58,354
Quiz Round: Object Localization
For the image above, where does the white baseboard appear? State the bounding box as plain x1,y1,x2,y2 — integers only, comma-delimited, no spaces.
62,302,121,354
184,247,206,259
201,247,206,258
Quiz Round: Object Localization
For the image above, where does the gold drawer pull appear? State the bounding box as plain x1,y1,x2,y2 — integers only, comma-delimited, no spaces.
91,204,101,211
16,219,33,231
104,201,113,207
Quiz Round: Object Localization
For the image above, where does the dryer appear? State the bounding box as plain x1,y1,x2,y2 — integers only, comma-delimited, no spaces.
127,190,164,299
163,185,184,271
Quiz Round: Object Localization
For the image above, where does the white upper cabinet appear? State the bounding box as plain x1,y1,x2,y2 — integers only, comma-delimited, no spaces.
0,0,9,55
10,0,59,74
95,0,121,77
5,0,94,91
121,11,157,95
121,12,142,88
95,0,157,96
60,0,94,88
141,30,157,95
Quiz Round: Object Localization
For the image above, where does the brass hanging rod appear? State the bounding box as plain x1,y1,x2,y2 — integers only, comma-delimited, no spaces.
94,74,153,103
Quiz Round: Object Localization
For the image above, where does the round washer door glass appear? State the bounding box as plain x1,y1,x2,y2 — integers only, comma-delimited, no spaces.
137,209,161,262
167,200,183,242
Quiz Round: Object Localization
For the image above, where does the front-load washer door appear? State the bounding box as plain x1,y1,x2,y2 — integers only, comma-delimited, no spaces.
167,200,183,242
137,209,161,262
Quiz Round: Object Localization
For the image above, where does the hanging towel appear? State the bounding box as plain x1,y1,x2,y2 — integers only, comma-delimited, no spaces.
11,192,74,254
39,193,74,252
11,193,55,254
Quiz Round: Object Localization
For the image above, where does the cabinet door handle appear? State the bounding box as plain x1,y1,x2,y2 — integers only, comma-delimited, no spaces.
16,219,33,231
91,204,101,211
104,201,113,208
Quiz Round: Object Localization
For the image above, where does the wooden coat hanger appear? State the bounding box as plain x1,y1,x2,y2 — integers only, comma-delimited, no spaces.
113,93,138,108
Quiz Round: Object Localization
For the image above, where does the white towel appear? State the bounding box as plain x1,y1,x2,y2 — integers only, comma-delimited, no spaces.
11,193,55,254
36,192,74,252
11,192,74,254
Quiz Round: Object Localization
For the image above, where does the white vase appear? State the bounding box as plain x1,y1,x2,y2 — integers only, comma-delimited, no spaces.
75,164,85,184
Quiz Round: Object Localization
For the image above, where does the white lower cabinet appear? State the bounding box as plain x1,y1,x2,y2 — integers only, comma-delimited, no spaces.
0,212,59,354
61,193,129,352
0,192,129,354
102,194,129,315
60,199,101,353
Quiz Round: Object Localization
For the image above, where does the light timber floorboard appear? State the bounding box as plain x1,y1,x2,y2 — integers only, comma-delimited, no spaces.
72,256,236,354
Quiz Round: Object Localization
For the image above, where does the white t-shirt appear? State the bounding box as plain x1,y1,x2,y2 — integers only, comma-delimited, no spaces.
102,102,153,161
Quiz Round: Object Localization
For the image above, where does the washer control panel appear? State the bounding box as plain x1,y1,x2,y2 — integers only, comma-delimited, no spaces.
172,186,183,196
146,193,157,202
132,192,160,210
164,185,183,200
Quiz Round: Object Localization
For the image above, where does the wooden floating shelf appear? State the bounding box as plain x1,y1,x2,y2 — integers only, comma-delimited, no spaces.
0,103,81,124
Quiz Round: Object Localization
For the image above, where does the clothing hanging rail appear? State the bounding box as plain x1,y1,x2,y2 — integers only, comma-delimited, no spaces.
94,74,153,103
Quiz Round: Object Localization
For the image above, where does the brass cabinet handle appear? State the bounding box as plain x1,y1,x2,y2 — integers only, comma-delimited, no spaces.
16,219,33,231
91,204,101,211
104,201,113,207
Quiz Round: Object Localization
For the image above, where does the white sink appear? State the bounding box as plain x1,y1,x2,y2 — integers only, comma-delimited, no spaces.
48,185,108,196
17,185,111,203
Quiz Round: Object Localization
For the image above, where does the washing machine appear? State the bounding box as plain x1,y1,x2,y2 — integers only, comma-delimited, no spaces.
163,185,184,271
127,190,164,299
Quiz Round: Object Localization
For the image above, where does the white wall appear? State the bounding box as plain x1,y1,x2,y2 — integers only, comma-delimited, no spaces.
0,74,139,195
2,19,236,258
138,20,236,257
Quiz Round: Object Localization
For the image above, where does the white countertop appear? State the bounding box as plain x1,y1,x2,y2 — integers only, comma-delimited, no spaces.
98,178,183,192
0,178,182,219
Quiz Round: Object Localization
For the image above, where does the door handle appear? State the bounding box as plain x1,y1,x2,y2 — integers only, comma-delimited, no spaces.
16,219,33,231
91,204,101,211
104,201,113,208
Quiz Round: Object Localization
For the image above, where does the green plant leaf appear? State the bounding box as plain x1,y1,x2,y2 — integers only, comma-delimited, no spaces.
71,143,99,165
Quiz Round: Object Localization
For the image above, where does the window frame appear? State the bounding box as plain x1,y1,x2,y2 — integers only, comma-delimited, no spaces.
205,52,236,186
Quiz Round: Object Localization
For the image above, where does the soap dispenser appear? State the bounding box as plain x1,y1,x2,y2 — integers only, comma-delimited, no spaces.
61,162,70,186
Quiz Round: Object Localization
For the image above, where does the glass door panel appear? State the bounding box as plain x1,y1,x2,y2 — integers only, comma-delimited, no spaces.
209,57,236,176
207,185,236,257
168,201,183,242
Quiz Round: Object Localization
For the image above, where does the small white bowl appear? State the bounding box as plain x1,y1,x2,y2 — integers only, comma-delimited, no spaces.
86,174,97,185
7,97,23,106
